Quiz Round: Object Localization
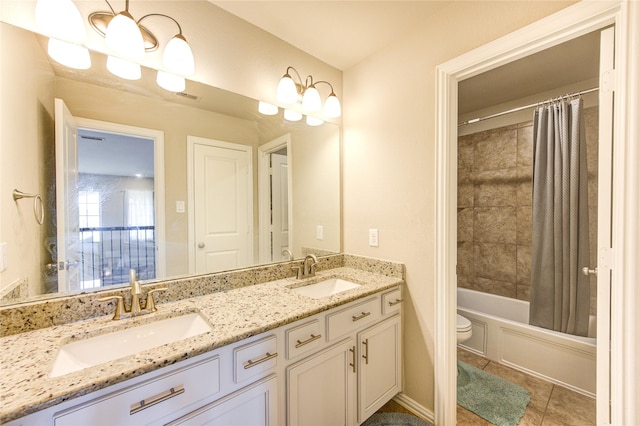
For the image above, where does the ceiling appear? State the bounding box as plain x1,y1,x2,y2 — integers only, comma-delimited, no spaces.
210,1,600,114
210,1,449,71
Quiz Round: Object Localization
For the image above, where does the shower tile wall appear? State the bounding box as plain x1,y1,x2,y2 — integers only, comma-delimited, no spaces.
457,107,598,314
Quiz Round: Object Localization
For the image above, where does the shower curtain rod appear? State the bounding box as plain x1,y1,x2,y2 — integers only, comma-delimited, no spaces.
458,87,599,127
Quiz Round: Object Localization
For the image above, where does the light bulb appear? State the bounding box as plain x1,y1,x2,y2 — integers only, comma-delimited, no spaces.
106,11,144,60
106,55,141,80
163,34,195,75
302,85,322,112
258,101,279,115
284,109,302,122
276,74,298,104
323,93,342,118
156,70,186,92
36,0,86,43
47,38,91,69
306,116,324,126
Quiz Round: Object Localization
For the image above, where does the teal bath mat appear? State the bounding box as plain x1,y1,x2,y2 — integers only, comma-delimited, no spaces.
457,361,530,426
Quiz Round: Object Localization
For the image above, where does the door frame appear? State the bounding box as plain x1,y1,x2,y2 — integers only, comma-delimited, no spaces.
257,134,293,263
187,136,254,274
434,1,639,425
74,117,166,280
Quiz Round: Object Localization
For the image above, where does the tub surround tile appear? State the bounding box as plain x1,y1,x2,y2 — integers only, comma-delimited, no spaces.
474,243,517,283
473,207,516,244
458,208,474,242
474,168,518,207
516,284,531,301
474,127,517,172
458,134,475,173
0,258,404,423
458,172,474,208
516,206,533,245
457,242,474,287
516,166,533,207
472,277,517,298
517,124,534,168
516,245,532,286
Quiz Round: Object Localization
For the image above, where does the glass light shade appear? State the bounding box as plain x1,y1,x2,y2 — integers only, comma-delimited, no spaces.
258,101,279,115
276,74,298,104
47,38,91,69
156,70,186,92
163,35,195,75
106,55,141,80
306,116,324,126
301,85,322,112
35,0,86,42
323,93,342,118
106,11,144,60
284,109,302,122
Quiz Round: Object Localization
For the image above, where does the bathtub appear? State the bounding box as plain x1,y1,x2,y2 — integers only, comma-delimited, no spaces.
457,287,596,397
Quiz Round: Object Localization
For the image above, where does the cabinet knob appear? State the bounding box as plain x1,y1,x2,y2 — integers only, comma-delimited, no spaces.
198,242,205,248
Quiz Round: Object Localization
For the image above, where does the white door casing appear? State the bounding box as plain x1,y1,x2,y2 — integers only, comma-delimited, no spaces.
188,136,253,274
270,152,289,261
54,98,80,292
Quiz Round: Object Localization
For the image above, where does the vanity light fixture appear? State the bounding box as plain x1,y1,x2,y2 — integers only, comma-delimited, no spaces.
306,116,324,126
276,66,341,118
258,101,279,116
35,0,91,69
284,109,302,122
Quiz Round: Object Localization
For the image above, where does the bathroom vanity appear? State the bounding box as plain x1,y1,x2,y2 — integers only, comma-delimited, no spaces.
0,258,403,426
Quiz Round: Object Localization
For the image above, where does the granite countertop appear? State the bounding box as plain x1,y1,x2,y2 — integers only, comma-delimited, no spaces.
0,266,402,423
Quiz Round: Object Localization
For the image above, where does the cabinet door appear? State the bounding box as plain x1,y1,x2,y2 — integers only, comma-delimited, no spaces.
287,338,355,426
167,375,278,426
358,315,402,423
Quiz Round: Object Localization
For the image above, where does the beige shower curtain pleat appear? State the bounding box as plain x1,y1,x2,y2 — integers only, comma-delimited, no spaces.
529,98,590,336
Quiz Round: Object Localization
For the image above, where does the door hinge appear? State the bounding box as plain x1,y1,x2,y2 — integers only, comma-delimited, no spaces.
599,247,613,270
601,69,616,93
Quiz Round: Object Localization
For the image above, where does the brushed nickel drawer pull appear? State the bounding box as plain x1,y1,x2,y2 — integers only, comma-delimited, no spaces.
130,384,185,415
243,352,278,369
362,338,369,364
352,311,371,322
349,346,356,373
295,334,321,348
388,298,403,306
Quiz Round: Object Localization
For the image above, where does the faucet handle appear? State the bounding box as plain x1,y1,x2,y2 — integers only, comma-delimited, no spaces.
145,287,168,313
292,265,303,279
98,295,125,320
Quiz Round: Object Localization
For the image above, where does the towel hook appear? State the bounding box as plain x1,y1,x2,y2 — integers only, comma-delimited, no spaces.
13,189,44,225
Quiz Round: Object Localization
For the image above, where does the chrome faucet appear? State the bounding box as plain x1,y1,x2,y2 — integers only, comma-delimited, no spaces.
99,270,167,320
292,254,318,279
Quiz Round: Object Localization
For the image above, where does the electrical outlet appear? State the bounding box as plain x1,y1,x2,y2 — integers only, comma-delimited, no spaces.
368,229,379,247
316,225,324,240
176,201,185,213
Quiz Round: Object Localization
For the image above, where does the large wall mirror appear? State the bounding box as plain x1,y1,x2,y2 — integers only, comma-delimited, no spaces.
0,21,341,305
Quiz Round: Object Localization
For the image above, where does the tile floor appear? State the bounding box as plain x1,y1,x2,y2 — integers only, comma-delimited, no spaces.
456,348,596,425
377,349,596,426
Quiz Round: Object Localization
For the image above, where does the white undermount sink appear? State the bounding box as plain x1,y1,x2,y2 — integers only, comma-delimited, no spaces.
49,312,212,378
291,278,361,299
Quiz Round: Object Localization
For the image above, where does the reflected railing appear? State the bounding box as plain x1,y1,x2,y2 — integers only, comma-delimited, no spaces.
79,226,156,288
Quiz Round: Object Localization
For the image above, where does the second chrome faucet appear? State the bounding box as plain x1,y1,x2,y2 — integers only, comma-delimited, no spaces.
99,270,167,320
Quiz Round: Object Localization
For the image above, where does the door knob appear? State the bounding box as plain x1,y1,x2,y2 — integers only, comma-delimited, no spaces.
198,242,205,248
582,267,597,276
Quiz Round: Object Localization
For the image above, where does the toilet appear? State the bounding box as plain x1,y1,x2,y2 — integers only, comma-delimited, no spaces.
456,314,472,344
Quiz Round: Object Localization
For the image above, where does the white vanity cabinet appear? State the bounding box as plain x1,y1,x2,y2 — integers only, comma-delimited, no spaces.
286,287,403,426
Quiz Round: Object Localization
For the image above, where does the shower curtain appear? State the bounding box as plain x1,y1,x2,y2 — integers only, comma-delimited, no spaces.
529,97,590,337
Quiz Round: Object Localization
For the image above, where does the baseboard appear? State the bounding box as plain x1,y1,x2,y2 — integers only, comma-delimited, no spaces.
393,393,435,425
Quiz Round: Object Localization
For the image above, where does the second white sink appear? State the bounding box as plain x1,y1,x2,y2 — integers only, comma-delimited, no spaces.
291,278,361,299
50,312,212,378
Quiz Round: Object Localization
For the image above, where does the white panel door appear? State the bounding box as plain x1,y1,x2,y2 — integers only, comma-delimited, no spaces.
192,139,252,274
54,98,81,292
271,152,289,261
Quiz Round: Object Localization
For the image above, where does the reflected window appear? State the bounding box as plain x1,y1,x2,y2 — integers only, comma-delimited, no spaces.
79,190,101,242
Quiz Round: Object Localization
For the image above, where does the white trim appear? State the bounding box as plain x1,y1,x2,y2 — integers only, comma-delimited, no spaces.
74,117,166,280
186,136,254,275
257,134,292,264
393,393,434,425
434,1,639,425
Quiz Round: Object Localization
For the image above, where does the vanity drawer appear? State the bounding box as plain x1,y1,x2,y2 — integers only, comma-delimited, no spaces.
53,355,220,426
234,335,278,384
326,297,380,341
286,320,323,359
382,288,403,315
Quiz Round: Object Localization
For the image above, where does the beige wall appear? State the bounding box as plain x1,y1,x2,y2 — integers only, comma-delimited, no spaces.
342,0,576,412
0,23,55,296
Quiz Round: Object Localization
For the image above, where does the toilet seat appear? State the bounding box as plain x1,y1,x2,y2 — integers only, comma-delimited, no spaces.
456,314,472,333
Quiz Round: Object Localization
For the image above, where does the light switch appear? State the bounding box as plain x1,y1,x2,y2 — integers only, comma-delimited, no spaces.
368,229,379,247
316,225,324,240
176,201,185,213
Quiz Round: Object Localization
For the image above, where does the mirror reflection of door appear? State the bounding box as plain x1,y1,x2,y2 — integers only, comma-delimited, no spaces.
188,136,254,274
54,99,161,291
270,150,290,261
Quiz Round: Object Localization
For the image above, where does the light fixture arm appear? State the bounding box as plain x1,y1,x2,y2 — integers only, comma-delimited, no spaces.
285,66,304,93
313,80,336,95
138,13,184,36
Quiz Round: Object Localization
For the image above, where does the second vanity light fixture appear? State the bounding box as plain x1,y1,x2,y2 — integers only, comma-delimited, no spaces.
35,0,195,92
259,66,341,126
